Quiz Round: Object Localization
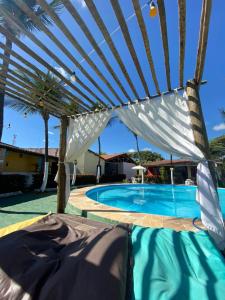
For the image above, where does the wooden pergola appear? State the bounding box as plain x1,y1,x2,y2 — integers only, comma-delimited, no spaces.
0,0,212,212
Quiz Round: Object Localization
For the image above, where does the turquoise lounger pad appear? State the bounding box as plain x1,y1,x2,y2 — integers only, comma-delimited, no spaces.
131,226,225,300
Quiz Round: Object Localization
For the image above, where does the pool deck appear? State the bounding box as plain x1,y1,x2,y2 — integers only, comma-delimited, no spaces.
69,184,204,231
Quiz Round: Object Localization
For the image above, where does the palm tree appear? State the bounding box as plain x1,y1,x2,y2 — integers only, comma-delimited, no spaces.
91,103,117,183
9,70,65,192
0,0,63,141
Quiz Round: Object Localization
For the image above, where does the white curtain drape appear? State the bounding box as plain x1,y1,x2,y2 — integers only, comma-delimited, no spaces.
63,110,112,203
71,163,76,186
40,162,49,192
116,91,225,249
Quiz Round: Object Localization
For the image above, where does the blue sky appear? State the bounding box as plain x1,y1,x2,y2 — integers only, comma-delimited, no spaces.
1,0,225,158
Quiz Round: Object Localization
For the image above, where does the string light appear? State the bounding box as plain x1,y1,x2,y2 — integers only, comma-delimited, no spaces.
70,71,76,82
39,99,44,107
148,1,157,18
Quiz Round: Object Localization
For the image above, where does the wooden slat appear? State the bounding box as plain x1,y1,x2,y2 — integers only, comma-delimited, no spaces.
4,91,61,118
4,69,72,114
0,6,100,107
132,0,160,94
84,0,139,99
37,0,124,104
57,115,68,213
0,27,92,111
16,0,114,107
0,76,65,115
110,0,150,97
0,48,89,113
157,0,171,91
0,78,64,116
0,42,88,112
178,0,186,87
194,0,212,84
63,0,131,101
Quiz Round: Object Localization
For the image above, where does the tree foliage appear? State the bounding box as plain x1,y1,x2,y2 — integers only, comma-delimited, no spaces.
209,135,225,160
128,150,164,164
0,0,62,35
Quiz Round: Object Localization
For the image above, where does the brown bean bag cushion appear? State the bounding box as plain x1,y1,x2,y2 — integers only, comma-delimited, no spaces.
0,214,129,300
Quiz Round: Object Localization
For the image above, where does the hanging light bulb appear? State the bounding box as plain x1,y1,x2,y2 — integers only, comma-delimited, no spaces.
7,123,11,129
149,1,157,18
70,71,76,82
39,99,44,107
24,112,27,118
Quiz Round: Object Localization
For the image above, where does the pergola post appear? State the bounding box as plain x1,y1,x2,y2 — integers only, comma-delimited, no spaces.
186,79,217,186
57,115,68,213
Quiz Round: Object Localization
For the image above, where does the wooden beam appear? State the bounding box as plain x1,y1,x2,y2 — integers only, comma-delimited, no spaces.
132,0,160,94
37,0,123,105
186,80,209,156
63,0,131,101
0,76,65,116
0,52,86,113
195,0,212,84
0,42,90,112
0,83,61,117
178,0,186,87
57,115,68,213
186,79,218,200
15,0,114,107
157,0,171,91
84,0,139,99
110,0,151,97
0,5,109,108
0,25,92,110
2,70,71,114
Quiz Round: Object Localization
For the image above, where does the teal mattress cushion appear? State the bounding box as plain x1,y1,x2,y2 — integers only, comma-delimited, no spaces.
131,226,225,300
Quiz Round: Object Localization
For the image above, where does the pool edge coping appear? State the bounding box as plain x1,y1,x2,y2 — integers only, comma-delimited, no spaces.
68,184,205,232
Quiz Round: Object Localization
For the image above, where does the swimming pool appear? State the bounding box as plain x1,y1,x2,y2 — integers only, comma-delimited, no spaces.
86,184,225,218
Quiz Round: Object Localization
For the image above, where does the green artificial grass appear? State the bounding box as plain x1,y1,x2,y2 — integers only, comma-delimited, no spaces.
0,191,78,228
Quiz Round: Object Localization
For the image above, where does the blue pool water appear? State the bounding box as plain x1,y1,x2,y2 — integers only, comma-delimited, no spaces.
86,184,225,218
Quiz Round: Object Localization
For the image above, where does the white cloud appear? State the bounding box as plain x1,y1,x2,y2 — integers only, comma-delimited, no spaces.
142,147,152,151
48,131,54,135
213,123,225,131
128,149,136,153
77,0,86,8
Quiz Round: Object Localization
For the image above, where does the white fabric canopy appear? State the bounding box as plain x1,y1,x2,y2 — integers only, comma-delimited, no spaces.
66,111,112,162
116,91,225,249
63,110,112,203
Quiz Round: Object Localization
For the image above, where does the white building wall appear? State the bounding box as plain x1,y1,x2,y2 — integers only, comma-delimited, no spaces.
76,151,105,175
122,162,136,179
76,153,85,174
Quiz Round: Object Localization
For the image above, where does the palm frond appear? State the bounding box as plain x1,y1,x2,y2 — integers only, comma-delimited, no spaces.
9,102,38,115
0,0,63,35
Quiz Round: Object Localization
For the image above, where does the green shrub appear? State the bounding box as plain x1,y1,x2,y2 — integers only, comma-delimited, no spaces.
159,167,170,183
75,175,96,185
0,174,26,193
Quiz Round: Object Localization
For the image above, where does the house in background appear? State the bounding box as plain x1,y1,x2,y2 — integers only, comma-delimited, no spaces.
145,159,197,184
26,148,105,176
101,153,136,179
0,143,58,186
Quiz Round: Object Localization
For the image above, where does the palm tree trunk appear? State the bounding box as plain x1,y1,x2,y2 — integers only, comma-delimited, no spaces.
40,111,49,192
98,136,101,165
135,134,141,164
96,136,101,183
0,38,12,141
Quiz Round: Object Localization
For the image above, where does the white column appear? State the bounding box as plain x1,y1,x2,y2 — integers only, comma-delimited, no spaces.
170,167,174,185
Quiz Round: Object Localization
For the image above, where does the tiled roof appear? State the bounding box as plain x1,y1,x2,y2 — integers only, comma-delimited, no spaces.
101,153,128,160
145,159,196,167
